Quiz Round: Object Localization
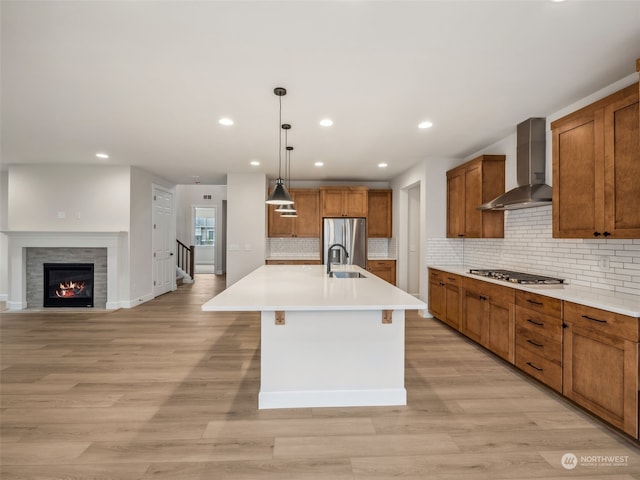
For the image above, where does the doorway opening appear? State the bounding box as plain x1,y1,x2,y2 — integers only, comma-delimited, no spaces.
194,207,216,274
406,184,421,297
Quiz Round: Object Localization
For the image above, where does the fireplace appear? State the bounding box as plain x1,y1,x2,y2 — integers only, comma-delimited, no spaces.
43,263,95,308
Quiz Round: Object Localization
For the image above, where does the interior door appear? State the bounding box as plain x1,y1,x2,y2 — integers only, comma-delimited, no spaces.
153,187,174,297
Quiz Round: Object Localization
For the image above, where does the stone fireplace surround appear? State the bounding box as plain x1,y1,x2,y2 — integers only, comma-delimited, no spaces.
31,249,105,309
5,232,126,310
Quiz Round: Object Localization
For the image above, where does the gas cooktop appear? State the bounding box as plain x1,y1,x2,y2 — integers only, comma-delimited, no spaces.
469,269,565,285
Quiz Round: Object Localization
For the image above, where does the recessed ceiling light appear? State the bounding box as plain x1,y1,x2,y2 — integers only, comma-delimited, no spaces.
219,118,234,126
378,163,388,168
314,161,324,167
418,121,433,129
95,152,109,159
250,160,260,166
319,119,333,127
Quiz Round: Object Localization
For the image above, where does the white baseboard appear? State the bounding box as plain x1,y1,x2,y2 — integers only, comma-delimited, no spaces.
258,388,406,410
119,293,154,309
0,293,8,302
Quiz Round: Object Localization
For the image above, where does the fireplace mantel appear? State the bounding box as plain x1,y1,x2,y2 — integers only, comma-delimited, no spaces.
4,231,127,310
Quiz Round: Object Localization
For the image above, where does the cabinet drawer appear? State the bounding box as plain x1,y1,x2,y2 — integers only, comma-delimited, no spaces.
368,260,394,268
516,325,562,364
443,273,462,287
463,277,514,304
430,269,444,281
515,290,561,317
429,269,462,287
565,302,639,342
516,348,562,393
516,305,563,341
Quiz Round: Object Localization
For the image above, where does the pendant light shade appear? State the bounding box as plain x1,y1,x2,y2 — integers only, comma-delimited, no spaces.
280,145,297,217
267,178,293,205
266,87,294,205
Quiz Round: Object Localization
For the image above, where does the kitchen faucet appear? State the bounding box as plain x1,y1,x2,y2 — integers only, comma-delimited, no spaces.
327,243,349,275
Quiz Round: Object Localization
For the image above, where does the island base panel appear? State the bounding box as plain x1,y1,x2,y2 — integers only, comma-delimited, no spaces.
259,309,406,409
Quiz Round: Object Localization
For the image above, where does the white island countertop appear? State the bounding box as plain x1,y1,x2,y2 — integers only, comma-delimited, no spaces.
430,265,640,317
202,265,426,312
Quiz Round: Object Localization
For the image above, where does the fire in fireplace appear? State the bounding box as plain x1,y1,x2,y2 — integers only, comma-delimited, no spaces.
43,263,94,308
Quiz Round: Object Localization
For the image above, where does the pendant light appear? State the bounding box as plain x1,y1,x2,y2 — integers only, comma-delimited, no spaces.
280,146,298,217
266,87,294,205
276,124,295,213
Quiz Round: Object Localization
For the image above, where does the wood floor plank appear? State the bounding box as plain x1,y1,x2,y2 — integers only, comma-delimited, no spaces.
2,274,639,479
0,463,151,480
273,433,460,458
203,417,376,439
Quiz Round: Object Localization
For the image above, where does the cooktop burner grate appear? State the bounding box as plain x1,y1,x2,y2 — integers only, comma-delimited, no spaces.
469,268,564,285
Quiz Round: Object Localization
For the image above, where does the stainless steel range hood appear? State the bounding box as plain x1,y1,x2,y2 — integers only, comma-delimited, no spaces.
478,117,552,211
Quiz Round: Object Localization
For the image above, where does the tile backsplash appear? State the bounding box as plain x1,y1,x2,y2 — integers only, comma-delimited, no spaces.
266,237,396,259
428,206,640,296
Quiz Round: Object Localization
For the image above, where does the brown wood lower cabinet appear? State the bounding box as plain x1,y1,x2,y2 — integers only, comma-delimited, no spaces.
563,301,639,438
514,291,563,392
461,277,515,363
265,259,321,265
367,260,396,285
428,268,640,440
428,269,461,330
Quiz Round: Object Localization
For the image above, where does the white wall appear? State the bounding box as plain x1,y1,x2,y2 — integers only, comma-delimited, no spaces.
175,184,227,274
7,164,130,231
0,171,8,300
2,164,175,308
226,173,267,287
391,156,460,304
427,71,640,296
128,167,175,305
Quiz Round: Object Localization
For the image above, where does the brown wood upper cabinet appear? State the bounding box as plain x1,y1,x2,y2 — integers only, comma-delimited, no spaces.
320,186,368,217
551,82,640,238
367,189,392,237
268,189,320,238
446,155,505,238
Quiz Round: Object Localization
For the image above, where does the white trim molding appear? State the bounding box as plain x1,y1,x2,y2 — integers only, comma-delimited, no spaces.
3,231,128,310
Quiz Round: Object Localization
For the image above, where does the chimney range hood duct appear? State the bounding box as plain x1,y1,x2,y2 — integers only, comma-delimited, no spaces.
478,117,552,211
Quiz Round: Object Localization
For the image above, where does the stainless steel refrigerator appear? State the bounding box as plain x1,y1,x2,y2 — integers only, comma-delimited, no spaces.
322,218,367,269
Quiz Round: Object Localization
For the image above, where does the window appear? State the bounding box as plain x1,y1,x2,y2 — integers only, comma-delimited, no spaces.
194,209,215,246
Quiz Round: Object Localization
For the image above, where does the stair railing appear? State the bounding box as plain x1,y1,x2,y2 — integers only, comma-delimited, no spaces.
176,240,195,281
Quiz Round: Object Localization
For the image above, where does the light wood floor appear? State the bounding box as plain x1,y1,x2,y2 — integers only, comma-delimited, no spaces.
2,275,639,479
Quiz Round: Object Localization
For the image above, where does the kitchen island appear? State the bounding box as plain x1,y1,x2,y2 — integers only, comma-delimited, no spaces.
202,264,427,409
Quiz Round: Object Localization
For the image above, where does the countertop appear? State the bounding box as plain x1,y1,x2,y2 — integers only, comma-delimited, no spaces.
264,257,396,261
202,265,426,312
429,265,640,317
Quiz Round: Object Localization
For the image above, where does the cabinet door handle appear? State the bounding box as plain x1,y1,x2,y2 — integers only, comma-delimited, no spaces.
593,231,601,237
479,295,487,301
526,299,543,306
582,315,607,324
603,231,611,237
526,362,543,372
526,339,544,348
526,318,544,327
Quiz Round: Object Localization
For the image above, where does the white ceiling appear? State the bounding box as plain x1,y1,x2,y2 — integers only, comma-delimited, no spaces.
2,1,639,185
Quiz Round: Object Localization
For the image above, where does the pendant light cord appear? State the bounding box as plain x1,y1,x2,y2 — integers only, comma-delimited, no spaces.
284,127,289,186
278,95,283,179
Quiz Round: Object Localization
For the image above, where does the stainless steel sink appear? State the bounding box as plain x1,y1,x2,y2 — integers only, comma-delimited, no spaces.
329,271,367,278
